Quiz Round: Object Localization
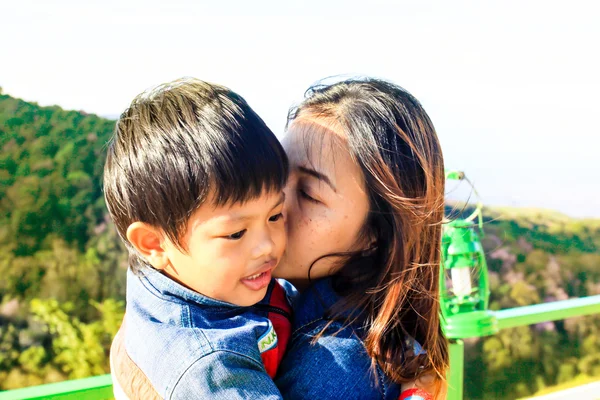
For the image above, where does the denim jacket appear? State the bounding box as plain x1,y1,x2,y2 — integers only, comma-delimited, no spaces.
275,277,424,400
124,267,293,399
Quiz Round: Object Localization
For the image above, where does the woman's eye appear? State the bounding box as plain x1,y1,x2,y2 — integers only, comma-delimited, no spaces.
226,230,246,240
299,189,320,204
269,213,284,222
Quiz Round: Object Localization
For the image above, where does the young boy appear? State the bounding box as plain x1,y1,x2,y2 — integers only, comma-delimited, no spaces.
104,78,292,399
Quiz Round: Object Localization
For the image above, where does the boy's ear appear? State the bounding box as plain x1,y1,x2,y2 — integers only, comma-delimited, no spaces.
126,222,169,270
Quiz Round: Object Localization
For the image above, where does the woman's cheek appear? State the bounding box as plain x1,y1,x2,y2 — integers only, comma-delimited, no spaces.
308,210,343,254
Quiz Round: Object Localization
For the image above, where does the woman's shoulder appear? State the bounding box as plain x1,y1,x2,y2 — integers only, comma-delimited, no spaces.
291,278,340,330
276,317,401,400
278,278,401,400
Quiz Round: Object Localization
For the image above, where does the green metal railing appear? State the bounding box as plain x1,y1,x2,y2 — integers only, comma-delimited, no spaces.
0,374,112,400
0,295,599,399
446,294,600,400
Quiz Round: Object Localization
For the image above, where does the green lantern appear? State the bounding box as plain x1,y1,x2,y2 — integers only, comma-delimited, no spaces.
440,171,497,339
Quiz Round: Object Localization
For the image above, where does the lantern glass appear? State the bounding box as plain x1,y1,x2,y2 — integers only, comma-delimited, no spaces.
450,267,473,297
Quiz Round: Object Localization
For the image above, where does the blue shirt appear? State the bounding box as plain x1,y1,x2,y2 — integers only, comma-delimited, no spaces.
275,277,424,400
124,267,294,399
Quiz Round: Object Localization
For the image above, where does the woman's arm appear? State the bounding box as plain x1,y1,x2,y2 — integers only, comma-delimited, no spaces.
400,372,447,400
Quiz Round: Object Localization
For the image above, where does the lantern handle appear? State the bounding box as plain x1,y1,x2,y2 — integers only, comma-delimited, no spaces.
445,170,484,230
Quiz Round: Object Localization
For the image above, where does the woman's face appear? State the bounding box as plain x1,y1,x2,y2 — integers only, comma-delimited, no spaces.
273,116,371,287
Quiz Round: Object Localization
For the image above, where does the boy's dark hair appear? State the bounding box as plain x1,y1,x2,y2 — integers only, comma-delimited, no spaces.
103,78,288,272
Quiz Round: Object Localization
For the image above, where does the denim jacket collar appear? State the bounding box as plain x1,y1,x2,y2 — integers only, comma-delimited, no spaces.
133,267,240,309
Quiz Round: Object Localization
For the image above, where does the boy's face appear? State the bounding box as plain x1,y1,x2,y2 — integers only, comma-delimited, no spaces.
161,191,286,307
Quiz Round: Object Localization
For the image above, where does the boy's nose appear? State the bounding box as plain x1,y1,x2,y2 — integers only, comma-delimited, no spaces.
252,232,275,259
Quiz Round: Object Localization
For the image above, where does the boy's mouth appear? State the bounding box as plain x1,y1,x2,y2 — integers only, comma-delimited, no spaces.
241,259,277,291
245,271,267,280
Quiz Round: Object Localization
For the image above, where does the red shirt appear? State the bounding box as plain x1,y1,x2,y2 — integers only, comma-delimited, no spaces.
255,280,293,378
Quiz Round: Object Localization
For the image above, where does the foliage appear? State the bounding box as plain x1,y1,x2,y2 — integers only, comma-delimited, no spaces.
0,94,127,389
458,206,600,399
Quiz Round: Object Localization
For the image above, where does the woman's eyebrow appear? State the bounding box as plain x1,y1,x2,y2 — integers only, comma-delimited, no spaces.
298,166,337,192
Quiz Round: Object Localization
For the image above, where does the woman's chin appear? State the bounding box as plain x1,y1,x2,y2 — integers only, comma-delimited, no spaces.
272,264,308,290
273,254,298,278
272,264,296,280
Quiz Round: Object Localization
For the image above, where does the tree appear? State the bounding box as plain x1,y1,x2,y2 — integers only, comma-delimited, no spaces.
29,297,124,380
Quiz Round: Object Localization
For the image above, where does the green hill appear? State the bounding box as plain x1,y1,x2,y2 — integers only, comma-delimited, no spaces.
0,93,115,254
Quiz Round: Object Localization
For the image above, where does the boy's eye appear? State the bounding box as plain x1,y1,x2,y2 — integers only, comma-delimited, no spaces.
269,213,283,222
227,229,246,240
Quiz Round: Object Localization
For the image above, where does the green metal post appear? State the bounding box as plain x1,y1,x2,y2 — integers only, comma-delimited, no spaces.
447,340,465,400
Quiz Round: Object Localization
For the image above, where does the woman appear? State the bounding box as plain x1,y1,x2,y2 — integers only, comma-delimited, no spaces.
273,78,448,399
111,78,448,399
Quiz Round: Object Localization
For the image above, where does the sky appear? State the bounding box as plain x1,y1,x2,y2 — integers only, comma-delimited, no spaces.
1,0,599,218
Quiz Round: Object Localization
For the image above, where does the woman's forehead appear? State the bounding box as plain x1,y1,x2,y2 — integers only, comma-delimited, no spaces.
285,117,346,165
285,117,366,195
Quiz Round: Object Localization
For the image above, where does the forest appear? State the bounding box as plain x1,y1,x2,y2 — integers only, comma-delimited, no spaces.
1,92,599,399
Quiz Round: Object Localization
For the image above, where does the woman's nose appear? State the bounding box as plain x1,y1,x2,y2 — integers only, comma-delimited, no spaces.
282,187,291,215
282,175,297,215
282,185,296,229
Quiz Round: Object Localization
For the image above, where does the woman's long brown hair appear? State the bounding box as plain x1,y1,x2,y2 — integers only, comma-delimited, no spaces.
288,78,449,391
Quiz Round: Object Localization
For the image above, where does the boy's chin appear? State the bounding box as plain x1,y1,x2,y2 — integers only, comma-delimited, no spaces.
233,286,270,307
